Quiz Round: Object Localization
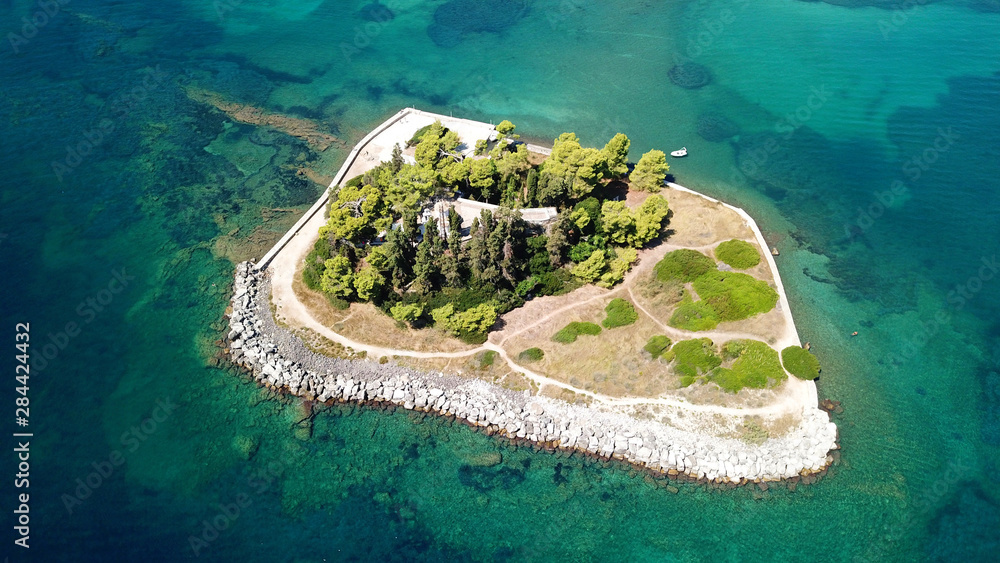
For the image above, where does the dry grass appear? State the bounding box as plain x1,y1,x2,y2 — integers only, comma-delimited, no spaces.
656,186,752,247
503,298,678,398
540,385,591,406
292,269,477,354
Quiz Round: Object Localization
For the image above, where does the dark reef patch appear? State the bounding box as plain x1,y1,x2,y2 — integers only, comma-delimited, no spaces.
696,113,740,142
427,0,529,48
668,62,712,89
457,463,526,492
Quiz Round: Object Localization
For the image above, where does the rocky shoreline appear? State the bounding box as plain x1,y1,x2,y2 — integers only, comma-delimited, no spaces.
226,261,839,485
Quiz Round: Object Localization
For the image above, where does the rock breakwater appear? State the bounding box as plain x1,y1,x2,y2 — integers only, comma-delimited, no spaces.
226,262,838,484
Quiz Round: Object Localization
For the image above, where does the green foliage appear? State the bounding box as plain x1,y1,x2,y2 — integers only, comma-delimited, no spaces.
691,271,778,322
541,132,603,201
600,133,630,179
655,249,716,282
600,201,636,245
598,247,637,288
781,346,822,380
496,120,517,137
468,157,498,199
474,139,489,156
430,302,497,341
535,269,582,296
569,241,599,263
632,194,670,247
552,321,602,344
644,335,672,359
386,164,436,213
390,302,424,324
407,124,433,147
663,338,721,378
414,121,461,169
353,264,385,301
710,340,786,392
478,350,498,368
322,183,390,244
320,256,354,298
715,239,761,269
630,149,669,192
602,298,638,329
345,174,364,188
571,249,607,283
668,294,719,331
518,347,545,362
515,276,539,297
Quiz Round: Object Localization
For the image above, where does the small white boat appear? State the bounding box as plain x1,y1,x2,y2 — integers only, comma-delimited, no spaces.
670,147,687,158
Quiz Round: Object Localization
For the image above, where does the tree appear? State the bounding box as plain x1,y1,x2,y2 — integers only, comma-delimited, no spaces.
390,143,404,172
440,250,463,287
598,247,637,288
353,264,385,301
387,164,436,213
632,194,670,246
630,149,669,192
495,144,530,186
320,256,355,298
431,303,455,327
571,249,607,283
390,303,424,325
496,120,518,138
411,236,438,294
600,200,637,245
447,207,463,253
474,139,489,156
468,158,498,200
546,210,571,265
414,121,461,169
402,210,419,246
600,133,630,179
382,228,411,291
453,303,498,334
321,183,390,244
525,168,539,206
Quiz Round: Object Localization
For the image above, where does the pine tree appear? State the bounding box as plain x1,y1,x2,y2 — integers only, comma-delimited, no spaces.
390,143,404,172
525,168,539,207
448,207,463,254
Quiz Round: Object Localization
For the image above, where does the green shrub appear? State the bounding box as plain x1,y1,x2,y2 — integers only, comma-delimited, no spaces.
644,335,672,359
344,174,364,189
664,338,721,378
692,271,778,322
714,239,761,269
518,347,545,362
709,340,786,392
655,249,716,282
552,321,602,344
602,298,638,329
407,124,433,147
668,295,719,331
478,350,498,369
782,346,821,379
326,294,351,310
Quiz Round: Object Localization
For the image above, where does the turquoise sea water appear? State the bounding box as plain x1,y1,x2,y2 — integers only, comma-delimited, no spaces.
1,0,999,560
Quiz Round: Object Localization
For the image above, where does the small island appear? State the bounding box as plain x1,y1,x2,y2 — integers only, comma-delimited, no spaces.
226,108,838,485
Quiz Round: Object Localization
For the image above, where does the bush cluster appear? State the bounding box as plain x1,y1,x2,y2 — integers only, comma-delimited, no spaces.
643,335,672,359
709,340,786,392
781,346,821,379
662,338,721,379
602,298,638,329
551,321,602,344
518,347,545,362
714,239,761,269
654,249,716,282
692,271,778,322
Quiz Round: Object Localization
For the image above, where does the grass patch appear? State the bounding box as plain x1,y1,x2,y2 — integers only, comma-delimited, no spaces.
655,249,716,282
738,416,770,445
602,298,638,329
668,294,719,331
691,271,778,322
714,239,761,269
662,338,721,378
643,335,672,359
518,347,545,362
477,350,498,369
551,321,602,344
709,339,786,392
406,124,433,147
782,346,821,380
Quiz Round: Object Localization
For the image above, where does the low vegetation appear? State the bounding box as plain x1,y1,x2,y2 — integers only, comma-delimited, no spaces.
654,249,716,282
709,339,786,393
552,321,602,344
602,298,638,329
643,335,672,359
518,347,545,362
663,338,721,385
782,346,821,379
692,271,778,322
668,295,719,331
714,239,761,269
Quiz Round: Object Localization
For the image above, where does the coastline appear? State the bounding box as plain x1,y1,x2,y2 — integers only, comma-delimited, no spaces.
226,263,838,484
228,107,839,485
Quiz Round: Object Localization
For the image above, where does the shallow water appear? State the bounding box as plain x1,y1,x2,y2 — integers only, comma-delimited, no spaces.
1,0,998,560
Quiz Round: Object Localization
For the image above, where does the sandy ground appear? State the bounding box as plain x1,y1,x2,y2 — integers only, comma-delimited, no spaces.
261,109,818,424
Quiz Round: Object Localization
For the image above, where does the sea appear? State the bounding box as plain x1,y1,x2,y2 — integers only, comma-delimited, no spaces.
1,0,998,560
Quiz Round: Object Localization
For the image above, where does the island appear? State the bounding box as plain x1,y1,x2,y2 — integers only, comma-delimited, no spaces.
225,108,838,485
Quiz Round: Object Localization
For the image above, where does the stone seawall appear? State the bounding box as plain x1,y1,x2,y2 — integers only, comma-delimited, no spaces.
226,262,838,484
